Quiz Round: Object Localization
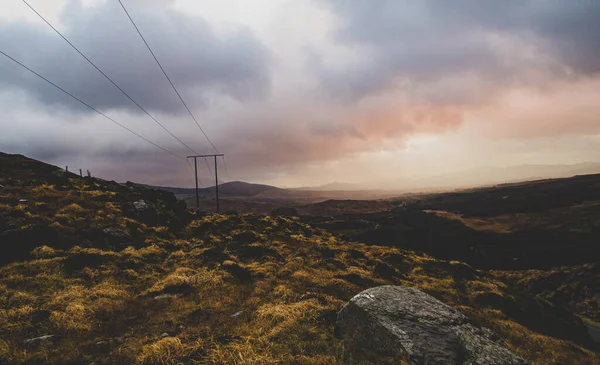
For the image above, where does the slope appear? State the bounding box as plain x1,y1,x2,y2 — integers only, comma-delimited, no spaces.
0,152,597,364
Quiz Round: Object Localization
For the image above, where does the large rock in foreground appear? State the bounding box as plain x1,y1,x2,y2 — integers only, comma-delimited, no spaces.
335,286,531,365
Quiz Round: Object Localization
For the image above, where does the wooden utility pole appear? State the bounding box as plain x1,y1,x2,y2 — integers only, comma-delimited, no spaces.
187,154,224,213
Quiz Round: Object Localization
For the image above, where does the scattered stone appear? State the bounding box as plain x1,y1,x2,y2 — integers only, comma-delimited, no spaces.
18,199,28,203
154,294,179,300
94,340,110,352
133,200,149,210
335,286,530,365
231,311,244,318
160,333,170,338
23,334,54,347
95,337,124,352
102,226,130,238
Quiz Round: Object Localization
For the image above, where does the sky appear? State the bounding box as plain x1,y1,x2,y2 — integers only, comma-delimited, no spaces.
1,0,600,189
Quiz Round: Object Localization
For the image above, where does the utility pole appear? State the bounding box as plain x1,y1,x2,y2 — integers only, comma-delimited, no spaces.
193,157,199,210
187,154,224,213
214,155,220,213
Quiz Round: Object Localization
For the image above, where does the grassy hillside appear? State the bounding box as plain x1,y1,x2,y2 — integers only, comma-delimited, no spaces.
0,153,598,364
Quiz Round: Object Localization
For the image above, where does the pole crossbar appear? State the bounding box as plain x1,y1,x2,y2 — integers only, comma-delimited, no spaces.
186,154,224,158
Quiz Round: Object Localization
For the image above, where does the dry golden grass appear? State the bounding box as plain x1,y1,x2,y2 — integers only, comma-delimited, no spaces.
1,170,598,364
137,337,189,365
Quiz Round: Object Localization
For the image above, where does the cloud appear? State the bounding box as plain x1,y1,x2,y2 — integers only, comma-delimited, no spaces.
0,0,271,114
2,0,600,188
317,0,600,102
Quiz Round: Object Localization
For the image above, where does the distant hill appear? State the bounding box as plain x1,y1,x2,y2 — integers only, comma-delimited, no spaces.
197,181,282,197
400,162,600,191
295,181,366,191
140,181,283,198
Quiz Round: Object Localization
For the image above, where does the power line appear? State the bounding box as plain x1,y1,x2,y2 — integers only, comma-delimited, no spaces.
204,157,214,179
0,49,184,161
117,0,220,154
21,0,200,156
222,156,231,182
185,159,194,173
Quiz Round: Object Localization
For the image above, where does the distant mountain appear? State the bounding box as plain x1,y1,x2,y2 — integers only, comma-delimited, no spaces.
142,181,282,198
295,181,366,191
135,162,600,197
198,181,282,197
396,162,600,191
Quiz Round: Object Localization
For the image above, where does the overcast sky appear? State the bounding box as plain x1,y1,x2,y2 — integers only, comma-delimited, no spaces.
1,0,600,188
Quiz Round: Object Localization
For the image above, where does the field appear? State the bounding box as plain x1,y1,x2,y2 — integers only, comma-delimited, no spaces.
1,152,599,364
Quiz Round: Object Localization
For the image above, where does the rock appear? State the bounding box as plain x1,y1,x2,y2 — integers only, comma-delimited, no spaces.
161,333,170,338
133,200,149,211
23,334,54,347
103,226,130,238
231,311,244,318
154,294,179,300
335,286,530,365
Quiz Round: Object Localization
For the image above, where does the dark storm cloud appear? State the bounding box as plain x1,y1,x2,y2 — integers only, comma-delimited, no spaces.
0,0,271,114
318,0,600,101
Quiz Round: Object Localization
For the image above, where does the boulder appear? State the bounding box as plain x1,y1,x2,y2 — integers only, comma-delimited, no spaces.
102,226,130,239
133,199,149,211
335,286,530,365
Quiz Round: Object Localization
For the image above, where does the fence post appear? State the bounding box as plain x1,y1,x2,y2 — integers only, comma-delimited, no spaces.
79,169,83,177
